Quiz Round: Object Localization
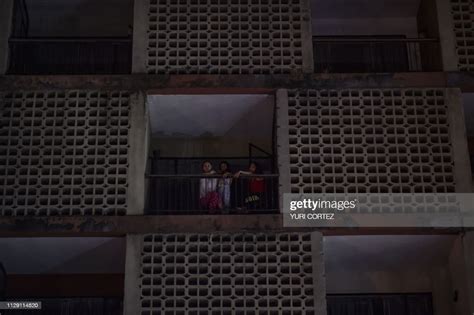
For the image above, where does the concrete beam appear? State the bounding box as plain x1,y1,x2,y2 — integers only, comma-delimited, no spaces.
0,0,14,74
0,72,451,92
0,214,284,236
0,215,462,237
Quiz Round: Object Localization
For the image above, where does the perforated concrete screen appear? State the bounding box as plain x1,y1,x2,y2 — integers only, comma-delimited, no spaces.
0,91,130,215
286,89,456,194
145,0,307,74
140,233,321,314
451,0,474,70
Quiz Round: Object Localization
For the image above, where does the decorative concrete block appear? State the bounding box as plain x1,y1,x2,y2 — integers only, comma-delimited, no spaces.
285,89,456,194
144,0,308,74
138,233,324,314
0,90,131,215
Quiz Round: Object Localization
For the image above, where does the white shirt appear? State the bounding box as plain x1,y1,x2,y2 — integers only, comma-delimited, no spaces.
199,170,218,198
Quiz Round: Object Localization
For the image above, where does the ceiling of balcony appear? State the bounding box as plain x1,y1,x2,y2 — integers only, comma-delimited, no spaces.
146,94,275,157
324,235,456,272
0,235,457,277
311,0,422,36
147,94,274,139
25,0,133,37
312,0,421,18
0,237,125,274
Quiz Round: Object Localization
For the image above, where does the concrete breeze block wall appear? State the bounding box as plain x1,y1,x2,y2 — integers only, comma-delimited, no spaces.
0,90,132,215
133,0,313,74
451,0,474,70
278,88,471,196
126,232,326,315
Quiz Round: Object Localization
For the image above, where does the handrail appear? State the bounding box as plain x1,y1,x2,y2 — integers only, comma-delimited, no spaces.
147,172,279,214
312,37,439,43
152,156,272,160
313,36,441,73
146,174,279,178
149,155,275,176
9,37,132,43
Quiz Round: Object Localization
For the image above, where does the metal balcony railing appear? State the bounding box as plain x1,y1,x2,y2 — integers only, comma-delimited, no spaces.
150,156,274,175
7,37,132,75
327,294,433,315
313,37,441,73
146,174,279,215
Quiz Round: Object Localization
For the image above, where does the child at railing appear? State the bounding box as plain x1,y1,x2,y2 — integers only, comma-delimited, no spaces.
217,161,232,212
199,161,222,213
234,161,265,212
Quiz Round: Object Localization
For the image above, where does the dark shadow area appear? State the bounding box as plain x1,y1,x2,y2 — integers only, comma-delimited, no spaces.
7,0,132,75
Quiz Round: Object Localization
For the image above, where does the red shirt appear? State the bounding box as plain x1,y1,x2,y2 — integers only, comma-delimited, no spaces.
249,178,265,193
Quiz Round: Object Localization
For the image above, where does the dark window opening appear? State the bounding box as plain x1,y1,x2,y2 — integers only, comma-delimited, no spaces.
310,0,443,73
7,0,133,75
313,36,441,73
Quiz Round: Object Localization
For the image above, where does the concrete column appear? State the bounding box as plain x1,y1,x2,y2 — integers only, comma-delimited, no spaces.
311,232,328,315
0,0,14,74
276,89,290,212
127,92,148,215
132,0,149,74
446,88,472,193
300,0,314,74
123,234,143,315
435,0,459,71
463,231,474,314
